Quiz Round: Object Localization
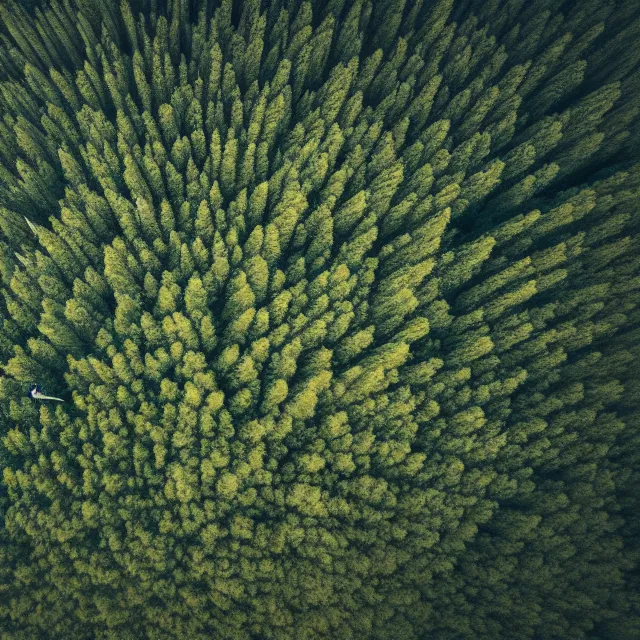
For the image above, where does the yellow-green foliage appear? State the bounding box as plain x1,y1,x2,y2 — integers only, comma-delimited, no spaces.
0,0,639,639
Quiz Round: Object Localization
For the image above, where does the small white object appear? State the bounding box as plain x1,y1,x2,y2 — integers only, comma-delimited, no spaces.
23,216,38,235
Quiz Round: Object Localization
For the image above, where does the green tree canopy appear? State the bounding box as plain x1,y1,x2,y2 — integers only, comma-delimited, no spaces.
0,0,639,639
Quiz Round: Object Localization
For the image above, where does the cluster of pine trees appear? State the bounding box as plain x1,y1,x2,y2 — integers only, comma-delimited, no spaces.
0,0,638,638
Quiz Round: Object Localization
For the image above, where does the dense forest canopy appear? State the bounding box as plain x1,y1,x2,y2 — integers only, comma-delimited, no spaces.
0,0,639,638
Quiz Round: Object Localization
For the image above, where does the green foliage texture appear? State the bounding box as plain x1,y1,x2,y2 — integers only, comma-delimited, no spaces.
0,0,639,638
